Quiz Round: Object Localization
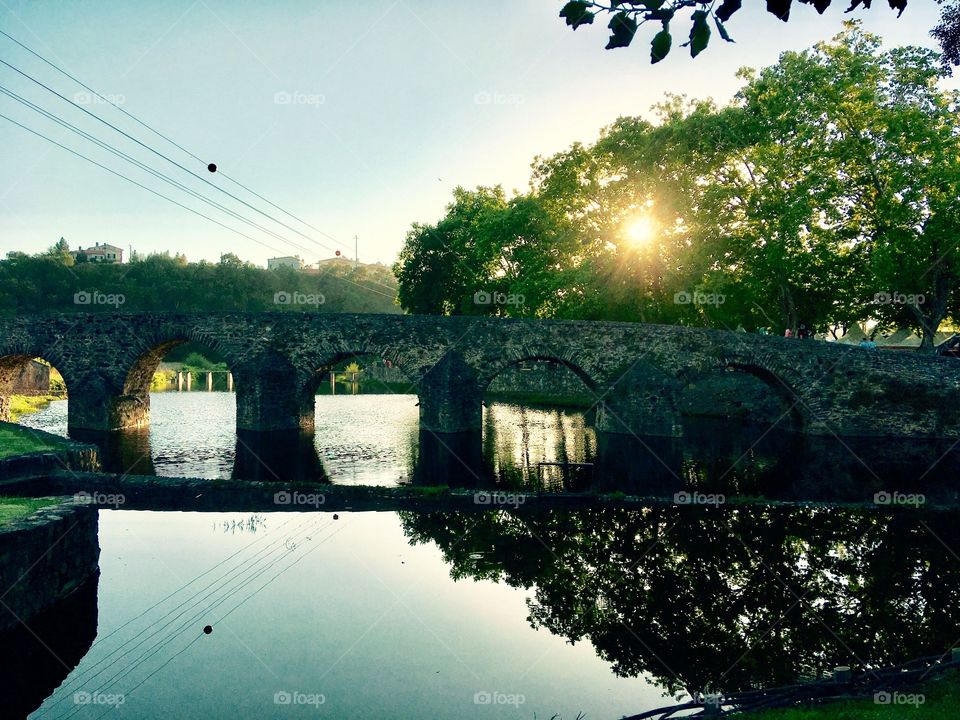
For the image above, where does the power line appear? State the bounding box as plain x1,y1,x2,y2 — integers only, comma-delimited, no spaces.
43,514,329,718
0,28,352,251
0,45,399,294
0,55,352,256
0,110,396,299
0,111,290,258
0,83,324,259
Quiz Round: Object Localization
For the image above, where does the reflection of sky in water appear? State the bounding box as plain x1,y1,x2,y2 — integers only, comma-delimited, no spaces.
19,394,590,486
27,510,663,719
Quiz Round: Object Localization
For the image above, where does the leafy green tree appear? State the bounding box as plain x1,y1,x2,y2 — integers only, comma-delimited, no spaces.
45,237,74,267
738,24,960,349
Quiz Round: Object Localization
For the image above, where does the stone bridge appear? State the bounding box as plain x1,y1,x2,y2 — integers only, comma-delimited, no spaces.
1,312,959,440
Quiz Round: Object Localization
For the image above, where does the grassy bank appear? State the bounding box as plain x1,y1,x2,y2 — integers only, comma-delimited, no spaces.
0,424,66,459
9,394,61,421
744,671,959,719
0,496,59,526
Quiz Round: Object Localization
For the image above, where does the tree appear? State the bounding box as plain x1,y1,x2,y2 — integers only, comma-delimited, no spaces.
45,237,74,267
393,186,510,315
557,0,960,69
738,24,960,350
934,1,960,70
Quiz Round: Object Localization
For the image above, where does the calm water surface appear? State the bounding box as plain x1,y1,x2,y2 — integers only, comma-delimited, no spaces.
24,510,662,719
20,391,960,501
9,505,960,719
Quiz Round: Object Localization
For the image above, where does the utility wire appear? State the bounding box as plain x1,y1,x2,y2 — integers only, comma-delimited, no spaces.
0,46,397,296
0,84,323,259
0,111,397,300
46,514,332,719
0,55,351,256
0,28,350,251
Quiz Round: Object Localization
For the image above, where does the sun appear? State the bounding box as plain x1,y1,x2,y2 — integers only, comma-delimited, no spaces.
625,215,656,247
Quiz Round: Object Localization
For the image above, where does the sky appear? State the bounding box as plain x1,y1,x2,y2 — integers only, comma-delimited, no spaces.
0,0,955,268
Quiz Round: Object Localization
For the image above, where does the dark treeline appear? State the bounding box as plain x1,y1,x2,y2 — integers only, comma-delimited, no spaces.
0,249,399,315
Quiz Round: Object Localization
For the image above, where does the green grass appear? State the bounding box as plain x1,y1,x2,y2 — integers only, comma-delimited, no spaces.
8,394,61,421
0,496,59,526
744,671,960,719
0,424,66,459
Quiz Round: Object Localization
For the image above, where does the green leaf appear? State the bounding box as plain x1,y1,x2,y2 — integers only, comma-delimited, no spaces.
689,10,711,58
766,0,793,20
559,1,594,30
605,11,638,50
798,0,833,13
715,0,743,23
714,17,735,43
651,28,672,63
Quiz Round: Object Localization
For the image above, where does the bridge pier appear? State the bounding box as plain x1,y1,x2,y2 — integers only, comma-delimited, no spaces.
0,395,8,422
235,362,302,432
417,353,483,435
66,385,150,432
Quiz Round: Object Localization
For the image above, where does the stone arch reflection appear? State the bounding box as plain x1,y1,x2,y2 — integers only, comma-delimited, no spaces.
479,357,598,491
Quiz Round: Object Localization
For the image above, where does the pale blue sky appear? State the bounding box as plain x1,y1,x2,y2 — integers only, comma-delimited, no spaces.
0,0,954,267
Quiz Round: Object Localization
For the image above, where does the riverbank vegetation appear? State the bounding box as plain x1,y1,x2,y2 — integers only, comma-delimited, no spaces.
0,496,59,526
8,395,61,421
743,671,960,719
0,424,66,459
393,23,960,352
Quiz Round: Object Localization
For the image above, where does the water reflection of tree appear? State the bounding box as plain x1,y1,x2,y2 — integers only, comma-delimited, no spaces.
399,507,960,697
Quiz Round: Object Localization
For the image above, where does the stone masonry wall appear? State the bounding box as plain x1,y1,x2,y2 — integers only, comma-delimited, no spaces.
0,501,100,632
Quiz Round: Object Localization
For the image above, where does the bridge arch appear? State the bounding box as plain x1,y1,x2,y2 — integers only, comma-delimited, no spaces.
475,346,600,395
115,329,244,430
477,354,600,488
685,350,823,432
294,345,417,431
0,351,70,426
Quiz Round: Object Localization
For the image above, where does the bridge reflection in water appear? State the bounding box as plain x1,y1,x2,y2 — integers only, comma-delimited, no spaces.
0,566,99,719
8,506,960,717
48,393,960,504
